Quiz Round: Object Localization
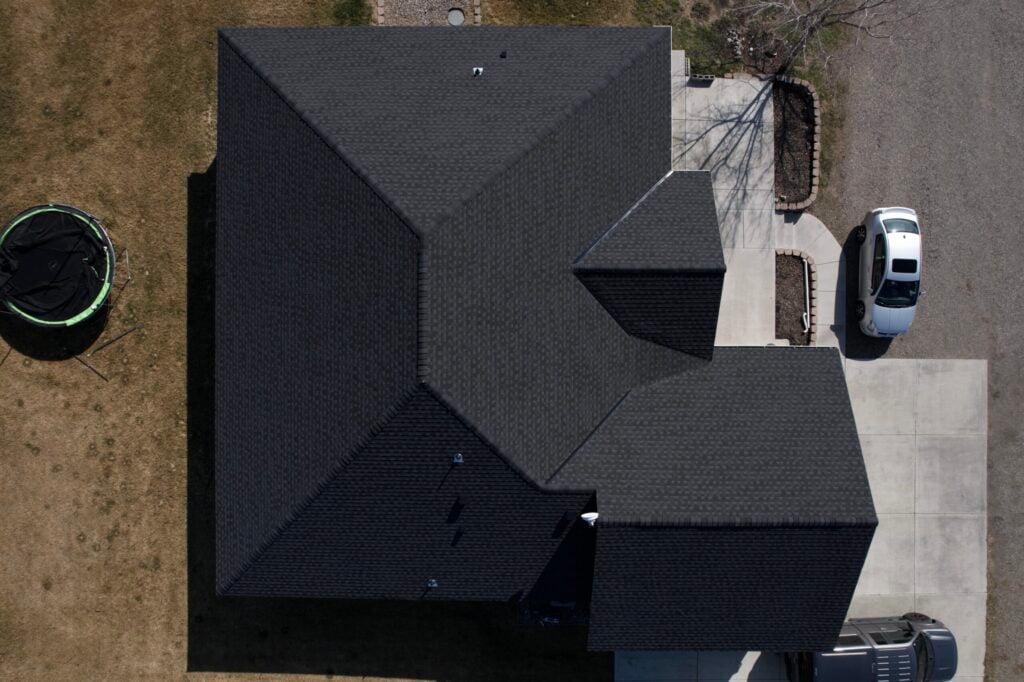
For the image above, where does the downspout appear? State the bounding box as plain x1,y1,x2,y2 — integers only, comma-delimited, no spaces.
801,256,811,334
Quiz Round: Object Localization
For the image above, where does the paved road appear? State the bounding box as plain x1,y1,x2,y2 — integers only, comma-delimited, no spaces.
812,2,1024,678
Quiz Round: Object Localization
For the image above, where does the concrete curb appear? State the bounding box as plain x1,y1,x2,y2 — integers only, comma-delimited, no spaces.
773,75,820,212
776,248,817,344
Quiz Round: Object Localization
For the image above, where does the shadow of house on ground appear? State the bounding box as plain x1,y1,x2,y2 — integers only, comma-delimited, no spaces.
185,161,610,680
840,227,893,360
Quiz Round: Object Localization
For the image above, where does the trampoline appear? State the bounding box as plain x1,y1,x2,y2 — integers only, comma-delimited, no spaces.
0,204,115,327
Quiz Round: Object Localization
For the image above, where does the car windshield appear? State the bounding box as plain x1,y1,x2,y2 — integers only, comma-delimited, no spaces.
884,218,920,234
877,278,919,308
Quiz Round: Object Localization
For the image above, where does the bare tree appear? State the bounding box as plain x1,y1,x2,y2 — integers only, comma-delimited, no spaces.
735,0,946,72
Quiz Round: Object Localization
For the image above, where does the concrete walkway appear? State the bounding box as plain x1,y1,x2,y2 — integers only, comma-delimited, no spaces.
672,55,776,346
773,211,845,349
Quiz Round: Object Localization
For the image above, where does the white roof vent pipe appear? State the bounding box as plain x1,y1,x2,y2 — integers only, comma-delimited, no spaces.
472,67,483,77
580,512,599,527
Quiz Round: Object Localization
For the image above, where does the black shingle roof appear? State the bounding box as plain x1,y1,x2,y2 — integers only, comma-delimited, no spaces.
573,171,725,358
215,37,420,592
215,26,876,652
225,387,591,600
575,171,724,272
218,26,670,232
587,524,875,651
549,348,876,525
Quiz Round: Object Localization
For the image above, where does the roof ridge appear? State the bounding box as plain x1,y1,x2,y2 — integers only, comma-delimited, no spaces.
545,390,632,486
427,27,671,232
217,386,420,595
217,30,422,241
421,383,594,495
574,169,675,265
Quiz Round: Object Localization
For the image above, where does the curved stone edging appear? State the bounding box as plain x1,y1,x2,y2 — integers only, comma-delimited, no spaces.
774,75,820,212
776,248,819,344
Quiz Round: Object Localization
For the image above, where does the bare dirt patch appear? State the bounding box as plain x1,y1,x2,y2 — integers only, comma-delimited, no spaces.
775,254,809,345
773,81,814,204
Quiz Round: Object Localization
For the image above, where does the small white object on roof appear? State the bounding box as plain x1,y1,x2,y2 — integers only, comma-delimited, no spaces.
472,67,483,77
580,512,600,527
452,452,464,465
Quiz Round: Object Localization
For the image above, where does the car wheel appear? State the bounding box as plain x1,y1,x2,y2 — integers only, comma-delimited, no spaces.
854,224,866,244
901,612,932,622
855,301,865,321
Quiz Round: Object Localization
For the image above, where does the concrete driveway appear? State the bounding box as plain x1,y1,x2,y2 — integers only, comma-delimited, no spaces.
846,358,988,682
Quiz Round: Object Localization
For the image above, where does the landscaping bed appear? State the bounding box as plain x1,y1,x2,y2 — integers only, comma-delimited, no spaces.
774,80,815,204
776,254,809,345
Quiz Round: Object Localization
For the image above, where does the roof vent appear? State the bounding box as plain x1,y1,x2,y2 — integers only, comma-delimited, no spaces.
500,51,507,59
472,67,483,77
580,512,599,527
452,452,464,465
426,578,439,589
448,8,465,26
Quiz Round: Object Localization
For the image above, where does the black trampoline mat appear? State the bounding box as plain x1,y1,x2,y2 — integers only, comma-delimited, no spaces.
0,206,113,325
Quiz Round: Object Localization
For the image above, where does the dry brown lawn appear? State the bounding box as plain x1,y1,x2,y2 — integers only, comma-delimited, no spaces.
0,2,612,680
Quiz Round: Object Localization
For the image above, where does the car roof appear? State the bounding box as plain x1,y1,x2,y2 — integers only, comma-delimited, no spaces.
885,232,921,281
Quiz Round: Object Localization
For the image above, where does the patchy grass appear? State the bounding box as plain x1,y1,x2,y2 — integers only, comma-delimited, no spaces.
485,0,737,74
333,0,372,25
790,25,851,193
633,0,739,75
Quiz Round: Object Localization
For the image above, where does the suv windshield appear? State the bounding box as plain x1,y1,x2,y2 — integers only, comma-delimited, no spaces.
884,218,920,234
877,278,920,308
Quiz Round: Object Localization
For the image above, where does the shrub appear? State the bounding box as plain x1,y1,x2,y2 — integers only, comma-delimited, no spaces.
334,0,371,26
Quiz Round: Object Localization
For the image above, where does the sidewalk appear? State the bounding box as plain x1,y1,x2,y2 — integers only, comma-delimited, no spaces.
773,211,845,349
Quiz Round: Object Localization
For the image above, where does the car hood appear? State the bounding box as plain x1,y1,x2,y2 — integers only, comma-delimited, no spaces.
813,650,873,681
873,304,917,334
924,630,958,681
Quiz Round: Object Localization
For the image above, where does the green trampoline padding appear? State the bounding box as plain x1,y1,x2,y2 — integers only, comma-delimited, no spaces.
0,204,115,327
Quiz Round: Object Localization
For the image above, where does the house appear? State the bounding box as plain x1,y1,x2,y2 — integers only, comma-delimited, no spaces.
214,26,877,652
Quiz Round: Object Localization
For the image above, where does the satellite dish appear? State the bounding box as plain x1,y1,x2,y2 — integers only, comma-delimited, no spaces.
580,512,599,527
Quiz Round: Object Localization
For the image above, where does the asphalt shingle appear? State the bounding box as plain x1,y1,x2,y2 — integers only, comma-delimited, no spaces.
215,27,876,652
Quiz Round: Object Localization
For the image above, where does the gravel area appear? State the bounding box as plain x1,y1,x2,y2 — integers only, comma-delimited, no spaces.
381,0,476,25
813,5,1024,679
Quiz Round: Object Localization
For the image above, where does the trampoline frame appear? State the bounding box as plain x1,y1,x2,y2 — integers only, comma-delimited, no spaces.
0,203,116,327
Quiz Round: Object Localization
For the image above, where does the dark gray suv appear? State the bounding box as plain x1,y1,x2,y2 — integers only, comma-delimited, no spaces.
785,614,958,682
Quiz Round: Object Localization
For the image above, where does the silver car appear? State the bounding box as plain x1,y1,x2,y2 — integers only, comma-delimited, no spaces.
855,208,922,337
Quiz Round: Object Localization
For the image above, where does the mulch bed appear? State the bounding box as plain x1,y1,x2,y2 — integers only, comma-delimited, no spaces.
776,254,809,345
773,81,815,203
